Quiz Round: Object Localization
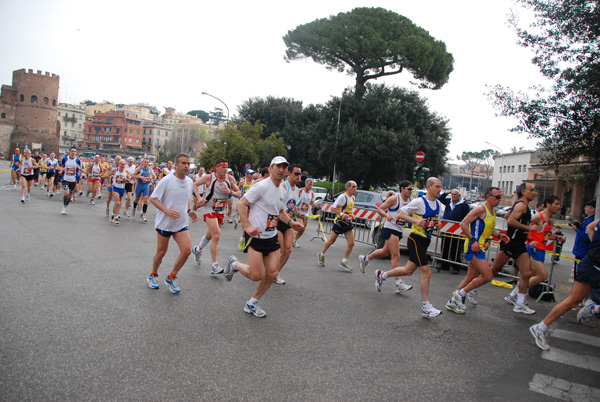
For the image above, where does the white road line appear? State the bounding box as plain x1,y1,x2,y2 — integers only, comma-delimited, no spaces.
542,348,600,372
530,373,600,401
551,329,600,348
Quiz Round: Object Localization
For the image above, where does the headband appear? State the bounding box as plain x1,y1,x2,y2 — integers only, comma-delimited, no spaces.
215,162,228,168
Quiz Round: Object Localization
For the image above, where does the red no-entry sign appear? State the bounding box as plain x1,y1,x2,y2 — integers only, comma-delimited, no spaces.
416,152,425,162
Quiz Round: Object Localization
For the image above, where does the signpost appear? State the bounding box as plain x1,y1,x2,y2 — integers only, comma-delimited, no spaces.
414,152,425,196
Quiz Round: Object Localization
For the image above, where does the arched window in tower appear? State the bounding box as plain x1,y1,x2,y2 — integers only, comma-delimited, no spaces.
43,97,49,105
1,113,6,118
52,99,56,106
31,95,37,103
20,94,24,102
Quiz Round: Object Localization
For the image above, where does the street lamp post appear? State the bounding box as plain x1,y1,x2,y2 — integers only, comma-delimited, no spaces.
202,92,230,123
485,141,504,193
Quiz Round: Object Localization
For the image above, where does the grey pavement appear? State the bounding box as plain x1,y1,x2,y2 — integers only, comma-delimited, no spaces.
0,160,598,401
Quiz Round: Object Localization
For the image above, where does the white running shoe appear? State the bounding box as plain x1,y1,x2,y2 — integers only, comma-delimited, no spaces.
132,208,136,217
453,290,466,310
529,324,550,350
227,217,233,223
141,215,147,223
124,210,131,217
395,282,413,293
504,294,518,305
211,262,224,275
90,200,95,205
292,241,300,248
273,274,286,285
513,302,535,315
422,304,442,318
446,299,465,315
61,206,67,215
375,270,385,292
25,193,30,202
192,246,202,266
224,255,238,282
577,299,597,323
244,302,266,318
358,255,369,273
317,253,325,267
467,290,478,305
339,261,352,272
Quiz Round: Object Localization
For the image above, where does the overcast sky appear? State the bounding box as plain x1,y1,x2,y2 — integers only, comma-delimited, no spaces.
0,0,548,161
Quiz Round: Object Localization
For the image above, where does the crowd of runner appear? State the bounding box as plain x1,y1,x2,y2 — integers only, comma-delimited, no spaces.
8,147,599,351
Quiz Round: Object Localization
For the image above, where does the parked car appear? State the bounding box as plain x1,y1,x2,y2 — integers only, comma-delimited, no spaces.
318,189,385,211
495,205,511,218
312,186,328,202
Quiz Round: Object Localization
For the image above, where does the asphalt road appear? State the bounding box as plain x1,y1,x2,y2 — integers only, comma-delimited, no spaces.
1,160,598,401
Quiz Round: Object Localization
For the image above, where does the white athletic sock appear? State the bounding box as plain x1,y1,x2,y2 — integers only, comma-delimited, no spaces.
248,297,258,305
422,301,430,308
395,279,403,286
365,256,369,263
198,235,210,249
458,288,466,298
510,287,518,297
538,321,548,333
517,292,527,305
381,271,388,280
341,258,348,263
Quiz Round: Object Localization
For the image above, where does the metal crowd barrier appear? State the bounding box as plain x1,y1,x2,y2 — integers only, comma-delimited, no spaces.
310,204,571,303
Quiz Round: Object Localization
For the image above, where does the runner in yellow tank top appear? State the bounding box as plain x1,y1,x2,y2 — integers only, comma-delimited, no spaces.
445,187,509,314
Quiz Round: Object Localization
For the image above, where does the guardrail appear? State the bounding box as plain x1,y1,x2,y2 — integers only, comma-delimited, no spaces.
311,202,567,302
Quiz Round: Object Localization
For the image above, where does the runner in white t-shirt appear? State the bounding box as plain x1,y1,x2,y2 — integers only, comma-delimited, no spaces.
223,156,304,318
148,153,200,294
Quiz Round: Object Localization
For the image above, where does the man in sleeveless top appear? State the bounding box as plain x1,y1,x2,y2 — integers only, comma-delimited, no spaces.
358,180,413,293
317,180,358,272
10,147,22,190
446,187,509,314
60,147,83,215
483,183,540,312
530,218,600,350
272,164,302,285
192,158,242,274
500,195,565,313
374,177,444,318
18,148,38,203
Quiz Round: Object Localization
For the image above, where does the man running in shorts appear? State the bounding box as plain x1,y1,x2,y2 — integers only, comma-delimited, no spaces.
148,153,200,293
504,195,565,311
530,217,600,350
358,180,413,293
132,158,154,223
123,157,137,217
110,159,130,224
10,147,22,190
60,147,83,215
317,180,358,271
223,156,304,317
44,152,58,197
374,177,444,318
489,183,540,314
18,148,38,203
192,158,241,274
273,164,302,285
86,155,104,204
445,187,509,314
105,156,121,216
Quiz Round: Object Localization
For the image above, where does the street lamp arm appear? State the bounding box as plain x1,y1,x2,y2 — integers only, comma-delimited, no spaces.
202,92,230,123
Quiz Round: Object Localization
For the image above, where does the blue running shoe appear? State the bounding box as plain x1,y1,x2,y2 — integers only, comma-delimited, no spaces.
244,302,266,318
165,276,181,294
147,274,159,289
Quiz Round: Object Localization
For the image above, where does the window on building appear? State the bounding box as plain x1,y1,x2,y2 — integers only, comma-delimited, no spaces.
43,97,49,105
89,127,92,133
116,128,120,134
156,139,159,146
94,136,101,141
136,139,140,143
165,132,168,137
31,95,37,103
52,100,56,106
78,124,81,129
511,166,515,173
58,111,61,116
137,130,140,134
1,113,5,118
20,94,24,102
518,165,521,172
104,136,111,142
95,127,101,133
105,127,111,133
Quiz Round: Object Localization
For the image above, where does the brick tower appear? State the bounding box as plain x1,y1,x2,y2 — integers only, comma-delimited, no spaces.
0,68,60,156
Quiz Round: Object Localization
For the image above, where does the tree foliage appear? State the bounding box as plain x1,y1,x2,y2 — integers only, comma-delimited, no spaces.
283,7,454,98
187,109,210,123
198,122,288,175
457,149,496,189
209,108,227,125
488,0,599,170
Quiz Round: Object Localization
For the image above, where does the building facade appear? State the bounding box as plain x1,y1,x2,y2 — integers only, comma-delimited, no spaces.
80,110,145,158
57,103,86,154
0,68,60,157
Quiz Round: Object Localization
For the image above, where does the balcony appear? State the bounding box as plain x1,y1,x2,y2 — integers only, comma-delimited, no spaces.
63,116,78,123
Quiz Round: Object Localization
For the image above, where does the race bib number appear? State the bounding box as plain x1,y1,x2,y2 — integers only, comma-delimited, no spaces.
23,168,32,175
266,214,279,231
92,171,100,177
212,198,226,212
395,217,406,226
66,168,76,175
300,204,309,213
116,176,124,183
